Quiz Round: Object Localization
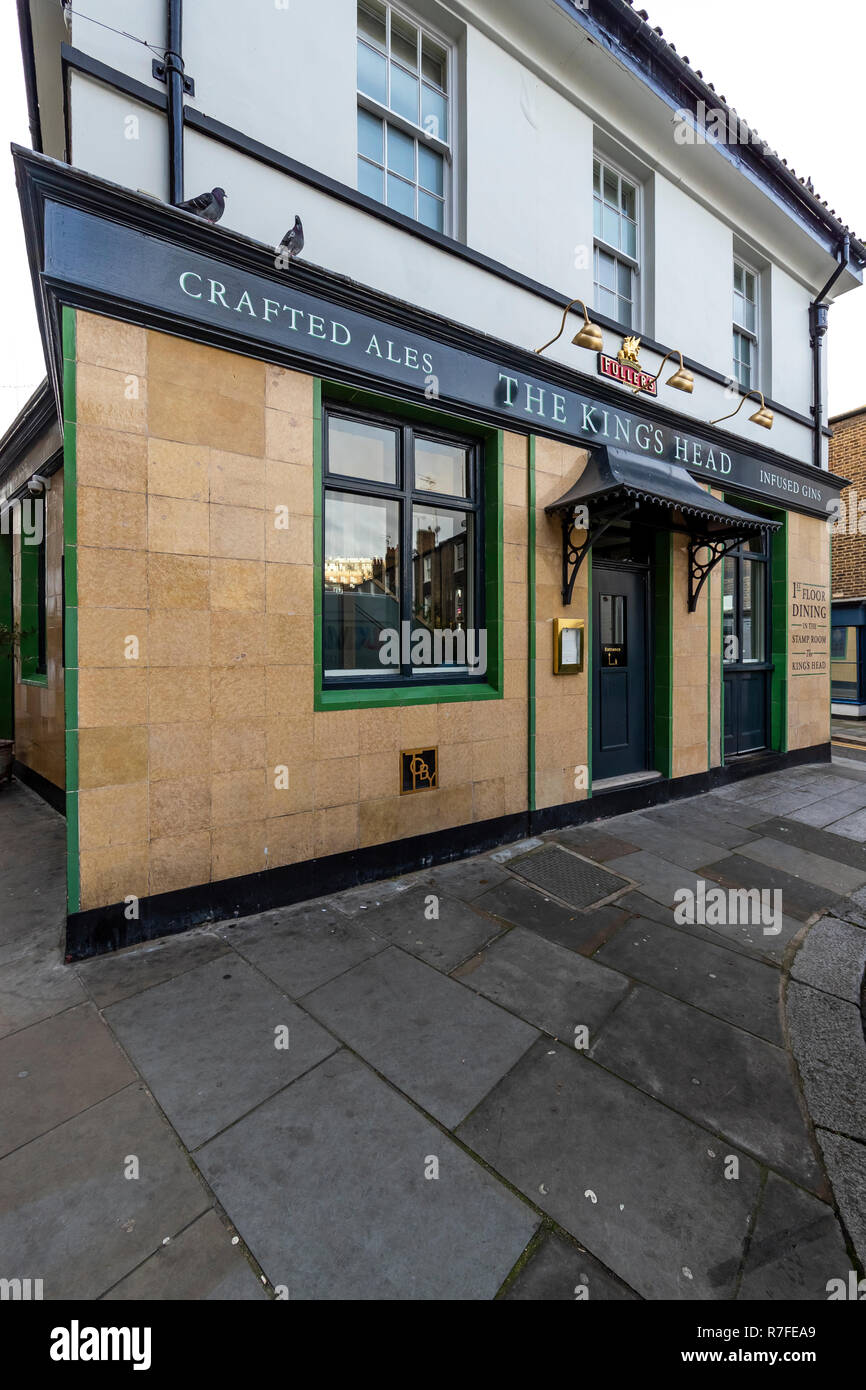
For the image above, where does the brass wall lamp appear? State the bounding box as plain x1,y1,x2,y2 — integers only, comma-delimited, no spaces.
711,389,774,430
536,298,603,355
636,347,694,395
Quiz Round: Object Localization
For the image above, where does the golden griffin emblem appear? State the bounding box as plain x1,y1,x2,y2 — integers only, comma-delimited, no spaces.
617,335,642,366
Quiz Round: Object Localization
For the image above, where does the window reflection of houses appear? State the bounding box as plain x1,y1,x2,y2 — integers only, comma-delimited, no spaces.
413,524,467,630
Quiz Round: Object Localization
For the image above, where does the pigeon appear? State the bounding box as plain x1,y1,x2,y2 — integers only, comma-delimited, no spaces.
177,187,226,223
278,215,305,263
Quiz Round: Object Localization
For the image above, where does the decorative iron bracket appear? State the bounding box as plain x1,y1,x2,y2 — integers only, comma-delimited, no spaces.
688,533,749,612
559,504,637,605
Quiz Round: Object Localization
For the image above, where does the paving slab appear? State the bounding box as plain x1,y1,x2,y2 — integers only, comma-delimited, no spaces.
197,1049,539,1300
105,957,338,1149
822,806,866,842
736,838,866,894
75,930,230,1009
702,798,784,830
501,1231,639,1300
748,818,866,872
219,902,386,996
594,917,783,1043
302,947,538,1128
598,813,732,871
452,926,629,1041
637,802,759,850
360,887,505,971
786,982,866,1137
0,939,85,1038
701,854,840,923
815,1131,866,1268
790,917,866,1005
0,1002,135,1156
785,795,866,829
735,1173,849,1301
103,1209,268,1301
546,826,640,862
619,888,803,964
457,1039,760,1300
0,1084,210,1300
604,852,704,909
404,857,511,902
473,878,629,956
712,784,826,813
590,986,822,1191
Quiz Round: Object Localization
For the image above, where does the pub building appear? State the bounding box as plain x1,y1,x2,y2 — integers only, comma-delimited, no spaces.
1,0,859,956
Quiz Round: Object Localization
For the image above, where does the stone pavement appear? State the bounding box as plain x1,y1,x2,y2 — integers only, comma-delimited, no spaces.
1,762,865,1300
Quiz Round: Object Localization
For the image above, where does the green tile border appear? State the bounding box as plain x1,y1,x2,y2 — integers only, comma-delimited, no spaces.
62,305,80,916
527,436,536,812
313,379,505,712
724,495,788,755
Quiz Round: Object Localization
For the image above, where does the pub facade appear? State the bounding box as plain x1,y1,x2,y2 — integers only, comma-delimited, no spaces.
2,0,860,955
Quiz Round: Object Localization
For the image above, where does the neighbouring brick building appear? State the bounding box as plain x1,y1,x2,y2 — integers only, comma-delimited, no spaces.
830,405,866,715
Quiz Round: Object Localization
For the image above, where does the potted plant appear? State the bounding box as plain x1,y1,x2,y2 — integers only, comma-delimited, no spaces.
0,621,18,785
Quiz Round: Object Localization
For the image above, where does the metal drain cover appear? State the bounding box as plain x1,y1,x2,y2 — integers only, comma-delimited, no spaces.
508,844,629,911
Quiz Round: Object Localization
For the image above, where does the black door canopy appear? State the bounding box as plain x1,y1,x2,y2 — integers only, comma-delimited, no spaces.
544,445,782,609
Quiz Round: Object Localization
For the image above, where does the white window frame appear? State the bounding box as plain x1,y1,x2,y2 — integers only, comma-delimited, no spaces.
593,154,642,331
733,256,760,392
356,0,455,236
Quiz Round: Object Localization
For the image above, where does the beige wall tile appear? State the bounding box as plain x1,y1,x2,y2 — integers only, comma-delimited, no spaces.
77,425,148,493
80,844,148,911
149,611,211,668
79,547,148,610
78,610,148,668
149,722,211,781
78,783,148,849
210,503,265,562
149,668,210,725
265,365,313,414
212,822,269,880
148,495,210,556
212,768,267,827
314,756,360,809
78,726,148,788
77,312,147,376
267,812,316,867
209,449,266,509
78,669,148,729
211,719,267,774
150,776,211,838
77,361,147,434
210,558,265,613
149,832,212,895
212,666,267,720
148,554,210,611
78,485,147,551
148,438,209,501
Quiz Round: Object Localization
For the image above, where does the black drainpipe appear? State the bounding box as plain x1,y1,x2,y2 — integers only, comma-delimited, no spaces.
165,0,185,204
809,233,849,470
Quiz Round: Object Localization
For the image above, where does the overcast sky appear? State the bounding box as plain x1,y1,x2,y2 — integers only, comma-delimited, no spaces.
1,0,864,436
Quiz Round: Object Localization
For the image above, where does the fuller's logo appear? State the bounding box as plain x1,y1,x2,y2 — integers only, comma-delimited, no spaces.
598,336,658,395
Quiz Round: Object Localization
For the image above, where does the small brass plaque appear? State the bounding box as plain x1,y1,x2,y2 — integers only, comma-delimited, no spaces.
401,747,438,794
553,618,584,674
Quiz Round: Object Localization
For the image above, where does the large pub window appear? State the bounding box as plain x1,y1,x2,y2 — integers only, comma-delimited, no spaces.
322,405,483,686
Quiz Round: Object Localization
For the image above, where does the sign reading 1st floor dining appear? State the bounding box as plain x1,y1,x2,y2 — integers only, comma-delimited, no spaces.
43,200,844,519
